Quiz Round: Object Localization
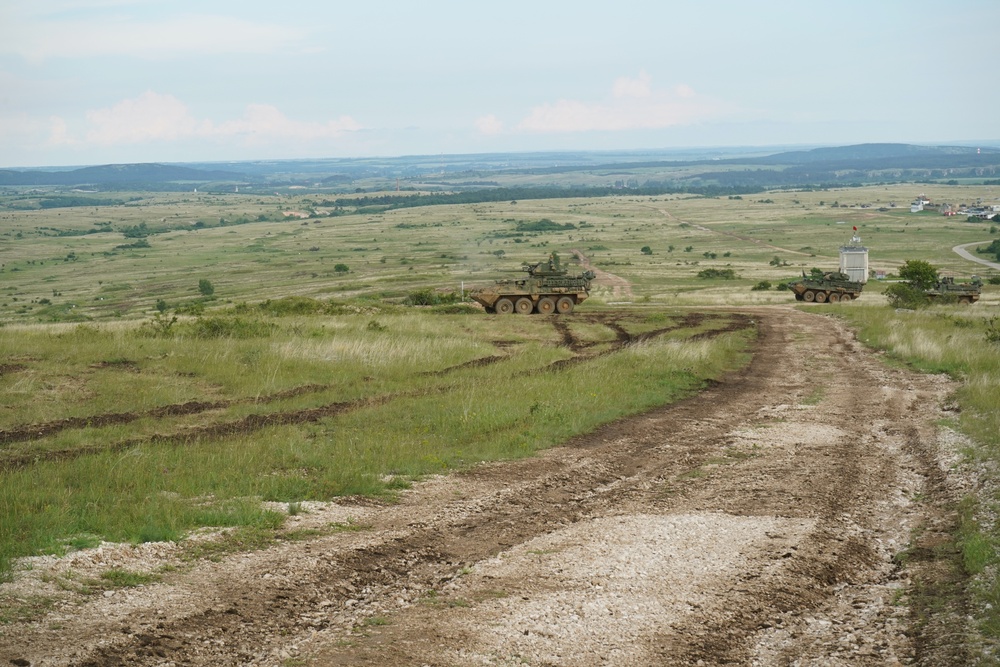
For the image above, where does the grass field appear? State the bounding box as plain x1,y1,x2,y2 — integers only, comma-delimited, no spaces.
2,183,998,323
2,181,1000,642
0,305,754,578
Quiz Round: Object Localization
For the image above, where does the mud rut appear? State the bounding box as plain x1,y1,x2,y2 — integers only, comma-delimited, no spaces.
0,307,966,666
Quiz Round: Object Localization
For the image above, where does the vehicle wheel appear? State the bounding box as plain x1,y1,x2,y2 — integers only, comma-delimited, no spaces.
536,297,555,314
794,293,805,301
803,290,816,302
828,293,840,303
515,297,534,314
959,297,971,305
840,293,852,302
815,291,828,303
495,298,513,315
556,296,575,314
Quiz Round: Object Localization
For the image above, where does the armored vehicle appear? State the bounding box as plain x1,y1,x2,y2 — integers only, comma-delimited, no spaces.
924,276,982,304
789,271,864,303
470,253,596,314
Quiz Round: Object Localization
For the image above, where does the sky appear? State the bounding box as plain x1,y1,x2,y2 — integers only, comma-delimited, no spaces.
1,0,998,168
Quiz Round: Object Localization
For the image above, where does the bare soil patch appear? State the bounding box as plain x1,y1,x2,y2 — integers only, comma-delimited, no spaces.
572,249,633,299
0,307,969,666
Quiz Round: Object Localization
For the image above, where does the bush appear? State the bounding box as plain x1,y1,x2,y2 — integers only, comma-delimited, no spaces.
257,296,324,316
641,246,653,255
898,259,939,290
751,281,772,291
403,289,461,306
185,317,274,339
198,279,215,296
137,312,178,337
883,283,929,309
986,317,1000,345
334,263,349,273
696,268,738,280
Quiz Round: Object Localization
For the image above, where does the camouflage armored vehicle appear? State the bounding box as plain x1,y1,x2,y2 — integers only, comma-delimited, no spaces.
470,253,596,314
924,276,982,304
789,271,864,303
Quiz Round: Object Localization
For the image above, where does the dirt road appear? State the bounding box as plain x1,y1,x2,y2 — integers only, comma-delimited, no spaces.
0,307,969,666
953,242,1000,271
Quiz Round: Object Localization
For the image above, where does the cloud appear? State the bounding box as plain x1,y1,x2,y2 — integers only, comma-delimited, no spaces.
83,92,201,144
612,72,652,99
0,11,305,60
475,114,504,135
213,104,362,143
517,74,726,134
52,91,361,148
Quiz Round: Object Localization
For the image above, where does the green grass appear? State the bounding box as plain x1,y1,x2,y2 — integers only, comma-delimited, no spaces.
3,184,995,324
0,309,753,578
837,303,1000,651
2,182,997,654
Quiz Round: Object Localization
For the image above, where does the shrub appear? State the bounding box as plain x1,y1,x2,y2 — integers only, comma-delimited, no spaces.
986,317,1000,345
185,317,274,339
403,289,461,306
697,268,738,280
751,281,772,291
641,246,652,255
898,259,939,290
515,219,575,232
137,312,178,337
883,283,929,309
257,296,324,316
334,263,349,273
198,279,215,296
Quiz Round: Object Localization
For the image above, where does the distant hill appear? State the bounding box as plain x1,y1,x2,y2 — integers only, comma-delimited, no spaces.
0,163,245,186
748,143,992,165
2,144,999,191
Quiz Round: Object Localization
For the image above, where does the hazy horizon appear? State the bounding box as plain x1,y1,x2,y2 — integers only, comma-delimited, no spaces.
2,0,997,168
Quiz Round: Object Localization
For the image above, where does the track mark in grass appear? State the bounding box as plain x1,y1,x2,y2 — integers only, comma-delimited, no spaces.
421,355,507,376
3,314,754,472
0,394,386,472
0,383,334,446
531,312,751,376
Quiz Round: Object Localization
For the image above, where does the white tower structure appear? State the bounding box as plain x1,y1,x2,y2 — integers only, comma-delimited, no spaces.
839,228,869,283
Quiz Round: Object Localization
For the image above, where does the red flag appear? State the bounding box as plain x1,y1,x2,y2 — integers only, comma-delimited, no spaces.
853,226,857,231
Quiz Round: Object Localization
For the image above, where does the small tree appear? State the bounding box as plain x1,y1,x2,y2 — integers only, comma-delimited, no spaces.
641,246,653,255
334,263,349,273
198,278,215,296
898,259,938,290
884,283,928,309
